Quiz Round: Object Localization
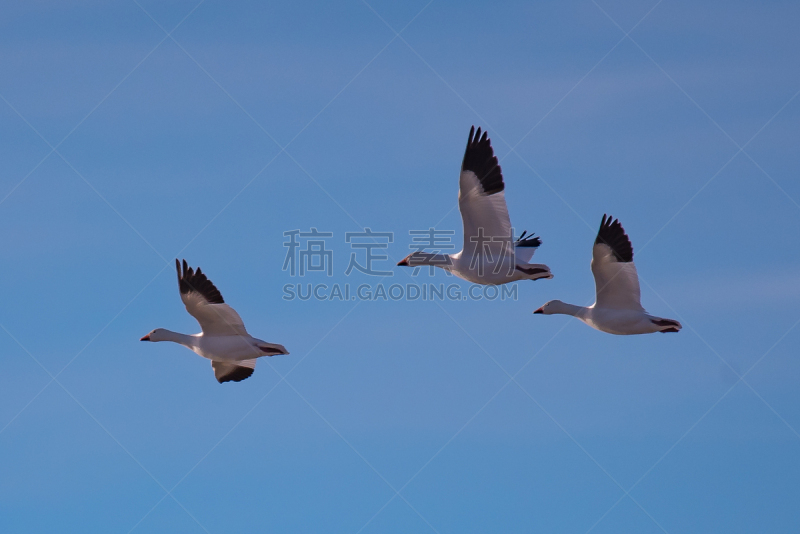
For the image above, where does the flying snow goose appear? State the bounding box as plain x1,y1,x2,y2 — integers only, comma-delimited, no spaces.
533,215,681,335
141,260,289,383
397,126,552,285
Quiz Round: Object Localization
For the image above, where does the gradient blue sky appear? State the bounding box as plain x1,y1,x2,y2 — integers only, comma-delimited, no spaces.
1,1,799,532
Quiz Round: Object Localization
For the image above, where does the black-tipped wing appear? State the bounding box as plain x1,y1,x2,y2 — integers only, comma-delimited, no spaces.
594,215,633,263
458,126,513,257
591,216,643,310
514,231,541,264
177,259,224,303
176,259,248,336
212,359,256,384
461,126,504,195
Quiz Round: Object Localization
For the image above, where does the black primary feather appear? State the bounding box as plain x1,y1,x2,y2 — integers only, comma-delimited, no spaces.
515,231,542,248
176,258,225,304
217,365,254,383
461,126,504,195
594,215,633,263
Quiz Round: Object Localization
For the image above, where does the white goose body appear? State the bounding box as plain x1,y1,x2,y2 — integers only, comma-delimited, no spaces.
149,331,284,362
398,127,552,284
442,245,540,285
534,215,681,336
141,260,289,383
549,303,675,336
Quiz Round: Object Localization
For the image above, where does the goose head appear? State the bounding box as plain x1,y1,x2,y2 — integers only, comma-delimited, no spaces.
534,300,566,315
397,252,451,267
140,328,169,342
397,252,416,267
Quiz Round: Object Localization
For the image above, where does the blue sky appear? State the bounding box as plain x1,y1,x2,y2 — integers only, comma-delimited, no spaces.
1,0,799,532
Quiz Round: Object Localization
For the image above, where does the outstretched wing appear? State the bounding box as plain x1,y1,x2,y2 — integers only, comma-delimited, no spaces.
212,359,256,383
458,126,513,261
176,259,248,336
591,215,643,311
514,230,541,264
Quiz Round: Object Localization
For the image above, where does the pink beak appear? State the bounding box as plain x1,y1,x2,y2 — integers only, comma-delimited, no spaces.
533,306,545,314
140,334,151,341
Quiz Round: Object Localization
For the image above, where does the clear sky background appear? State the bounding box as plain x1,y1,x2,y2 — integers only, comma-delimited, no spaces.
1,1,799,532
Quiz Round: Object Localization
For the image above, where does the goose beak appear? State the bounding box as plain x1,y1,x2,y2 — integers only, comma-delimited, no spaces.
140,334,151,341
397,258,409,266
533,306,544,314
